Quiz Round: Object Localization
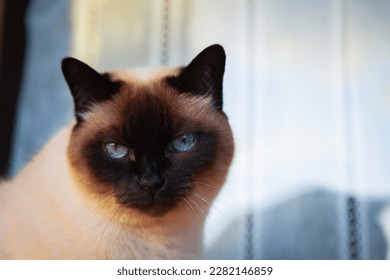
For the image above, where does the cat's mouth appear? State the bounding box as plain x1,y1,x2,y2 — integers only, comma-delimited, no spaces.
114,183,189,217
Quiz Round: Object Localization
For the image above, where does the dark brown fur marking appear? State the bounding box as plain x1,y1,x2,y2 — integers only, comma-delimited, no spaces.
64,45,234,217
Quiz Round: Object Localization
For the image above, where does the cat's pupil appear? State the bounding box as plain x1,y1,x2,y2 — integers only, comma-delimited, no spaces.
170,134,196,152
104,143,129,159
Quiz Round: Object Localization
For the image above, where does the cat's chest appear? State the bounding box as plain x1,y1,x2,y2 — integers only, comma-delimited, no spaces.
96,225,199,259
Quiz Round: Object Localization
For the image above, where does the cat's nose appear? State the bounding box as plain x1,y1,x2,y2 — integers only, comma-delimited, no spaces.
136,175,164,196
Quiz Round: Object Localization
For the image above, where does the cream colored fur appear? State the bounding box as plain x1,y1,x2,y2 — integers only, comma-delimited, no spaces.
0,124,206,259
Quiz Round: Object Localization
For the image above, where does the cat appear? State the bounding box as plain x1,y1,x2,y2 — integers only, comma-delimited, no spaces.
0,44,234,259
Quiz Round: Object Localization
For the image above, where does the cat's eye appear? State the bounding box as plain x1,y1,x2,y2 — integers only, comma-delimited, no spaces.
170,134,196,152
104,142,129,159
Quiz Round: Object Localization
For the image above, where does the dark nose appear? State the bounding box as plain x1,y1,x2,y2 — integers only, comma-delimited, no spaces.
137,174,164,196
135,155,164,196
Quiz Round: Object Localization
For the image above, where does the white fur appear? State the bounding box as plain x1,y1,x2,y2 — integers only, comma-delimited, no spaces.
0,124,204,259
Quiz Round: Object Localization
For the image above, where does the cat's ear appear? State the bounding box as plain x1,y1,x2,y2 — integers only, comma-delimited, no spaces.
168,44,226,110
61,57,120,122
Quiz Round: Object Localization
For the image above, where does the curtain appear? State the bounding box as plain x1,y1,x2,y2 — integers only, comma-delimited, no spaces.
10,0,390,259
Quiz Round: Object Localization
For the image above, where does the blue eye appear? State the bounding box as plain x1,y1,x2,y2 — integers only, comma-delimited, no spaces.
104,143,129,159
170,134,196,152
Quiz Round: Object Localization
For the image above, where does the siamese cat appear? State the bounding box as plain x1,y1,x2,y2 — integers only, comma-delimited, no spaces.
0,44,234,259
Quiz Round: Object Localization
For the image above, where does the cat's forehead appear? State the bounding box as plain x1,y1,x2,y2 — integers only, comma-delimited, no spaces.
83,70,215,137
103,67,216,122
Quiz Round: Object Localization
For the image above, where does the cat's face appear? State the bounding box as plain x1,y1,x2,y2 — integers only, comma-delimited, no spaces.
62,45,234,217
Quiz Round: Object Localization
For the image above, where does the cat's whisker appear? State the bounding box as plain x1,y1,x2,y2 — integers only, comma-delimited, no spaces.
74,196,116,238
182,197,195,212
179,199,194,217
188,197,205,215
196,181,219,191
196,180,237,203
183,196,205,216
192,191,212,206
192,189,231,227
96,199,123,258
92,195,122,256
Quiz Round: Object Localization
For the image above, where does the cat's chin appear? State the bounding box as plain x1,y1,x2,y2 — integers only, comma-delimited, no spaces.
112,182,192,218
132,204,174,217
116,194,181,218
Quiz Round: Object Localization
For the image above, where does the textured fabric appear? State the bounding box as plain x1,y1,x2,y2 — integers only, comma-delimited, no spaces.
11,0,390,259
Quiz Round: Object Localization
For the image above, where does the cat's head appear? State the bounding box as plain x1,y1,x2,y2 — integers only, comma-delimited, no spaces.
62,45,234,218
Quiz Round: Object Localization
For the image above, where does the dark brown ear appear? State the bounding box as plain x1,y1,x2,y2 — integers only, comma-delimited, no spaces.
61,58,121,122
167,44,226,110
